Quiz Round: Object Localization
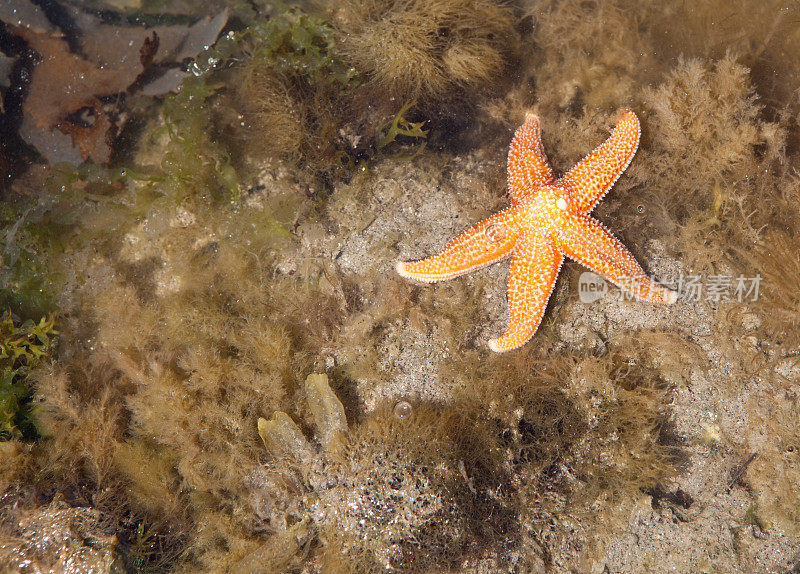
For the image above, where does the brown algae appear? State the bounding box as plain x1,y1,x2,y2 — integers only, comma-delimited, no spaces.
1,0,799,572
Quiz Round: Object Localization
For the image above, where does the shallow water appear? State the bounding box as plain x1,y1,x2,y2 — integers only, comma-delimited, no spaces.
0,0,798,572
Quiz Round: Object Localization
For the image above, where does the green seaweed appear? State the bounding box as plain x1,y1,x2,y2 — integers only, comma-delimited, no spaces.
376,100,429,156
161,77,241,202
0,313,57,440
241,2,356,88
0,197,69,317
127,521,160,572
157,2,358,201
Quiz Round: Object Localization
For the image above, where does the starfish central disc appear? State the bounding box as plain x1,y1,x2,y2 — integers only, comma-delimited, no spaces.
396,111,677,352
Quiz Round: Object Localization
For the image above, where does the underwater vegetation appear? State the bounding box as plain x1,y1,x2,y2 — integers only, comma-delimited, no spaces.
0,198,64,317
328,0,519,104
149,0,522,198
0,314,56,440
117,1,359,205
0,0,526,227
469,335,682,570
223,4,357,172
1,0,800,571
7,176,337,569
744,226,800,349
248,363,675,572
634,55,785,273
376,100,430,155
1,2,228,177
251,373,514,572
0,167,682,570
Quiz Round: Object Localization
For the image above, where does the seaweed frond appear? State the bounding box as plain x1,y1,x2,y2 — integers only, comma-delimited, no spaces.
0,313,57,440
376,100,428,156
331,0,518,103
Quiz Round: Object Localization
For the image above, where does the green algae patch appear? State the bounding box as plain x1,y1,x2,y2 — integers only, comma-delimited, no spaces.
0,199,66,318
160,77,241,202
137,1,360,202
0,314,57,440
376,100,429,158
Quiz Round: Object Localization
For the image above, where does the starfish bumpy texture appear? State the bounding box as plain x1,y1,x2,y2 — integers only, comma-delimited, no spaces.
396,111,677,352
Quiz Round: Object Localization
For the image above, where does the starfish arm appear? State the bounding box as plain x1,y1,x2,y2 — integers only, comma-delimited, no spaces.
488,232,564,353
397,207,522,282
507,113,555,205
553,212,677,304
558,110,640,215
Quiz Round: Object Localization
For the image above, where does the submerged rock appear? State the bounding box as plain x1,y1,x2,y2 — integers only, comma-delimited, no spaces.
0,495,126,574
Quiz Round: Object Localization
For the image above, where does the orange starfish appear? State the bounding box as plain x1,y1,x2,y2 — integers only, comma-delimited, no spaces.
396,111,677,352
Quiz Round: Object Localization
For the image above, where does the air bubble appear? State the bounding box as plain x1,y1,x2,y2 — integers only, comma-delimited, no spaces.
484,223,506,243
393,401,412,418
